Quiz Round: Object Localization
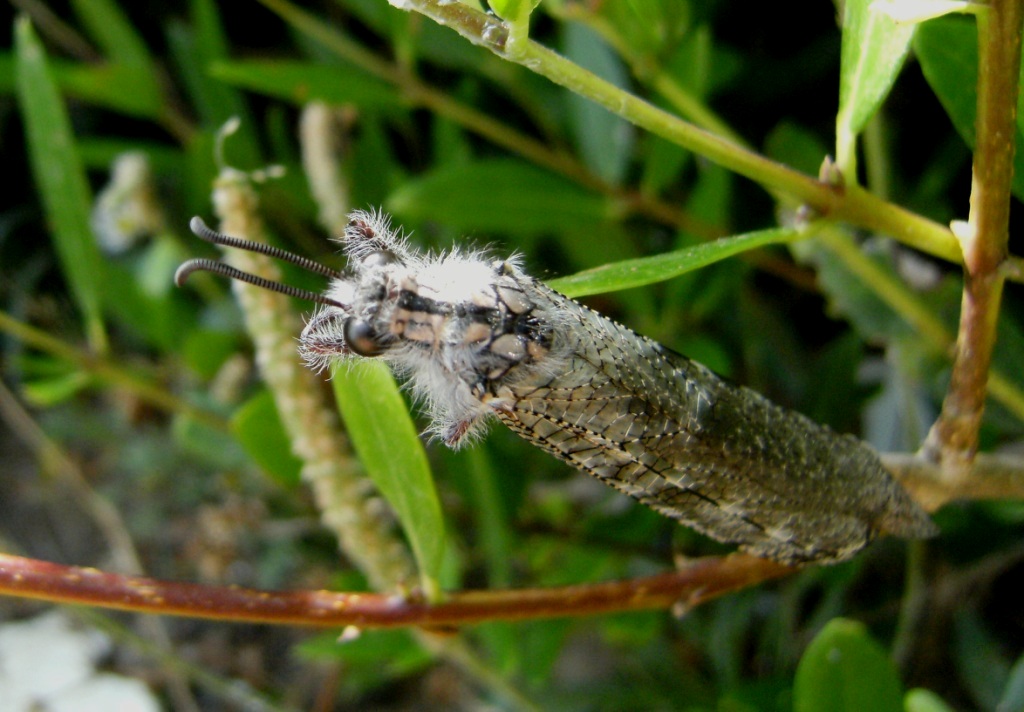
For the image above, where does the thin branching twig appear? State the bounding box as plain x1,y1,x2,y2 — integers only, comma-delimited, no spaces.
924,1,1023,474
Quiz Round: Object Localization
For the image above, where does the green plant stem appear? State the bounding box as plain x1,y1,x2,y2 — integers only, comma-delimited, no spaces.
552,4,747,146
403,0,998,273
254,0,696,233
0,310,227,432
924,1,1023,472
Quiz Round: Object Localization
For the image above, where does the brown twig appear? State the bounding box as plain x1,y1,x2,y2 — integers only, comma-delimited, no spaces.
0,553,793,628
884,452,1024,511
923,2,1023,474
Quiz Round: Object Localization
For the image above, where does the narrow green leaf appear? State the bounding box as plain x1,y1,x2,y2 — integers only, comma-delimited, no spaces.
103,279,176,352
462,447,513,588
167,0,260,167
15,17,107,351
488,0,540,25
173,413,247,470
793,619,903,712
835,0,916,171
3,55,161,118
953,608,1010,710
183,329,239,379
330,360,445,598
548,226,801,298
998,652,1024,712
22,371,93,407
210,60,399,109
298,628,432,691
904,688,956,712
70,0,154,68
386,159,613,233
58,63,163,118
61,0,163,116
873,1,974,24
915,17,1024,200
913,18,977,144
231,390,303,488
563,23,633,185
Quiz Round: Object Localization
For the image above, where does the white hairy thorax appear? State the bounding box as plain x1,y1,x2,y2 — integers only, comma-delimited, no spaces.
177,210,938,565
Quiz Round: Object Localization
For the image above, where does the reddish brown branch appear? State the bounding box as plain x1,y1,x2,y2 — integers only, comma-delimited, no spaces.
0,554,793,628
925,1,1023,472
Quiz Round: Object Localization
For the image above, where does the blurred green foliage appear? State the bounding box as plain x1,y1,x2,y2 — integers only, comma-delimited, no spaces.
2,0,1023,710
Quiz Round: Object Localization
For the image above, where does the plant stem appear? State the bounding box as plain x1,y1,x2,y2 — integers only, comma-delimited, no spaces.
0,553,793,627
255,0,697,233
883,452,1024,510
0,310,227,432
924,1,1023,473
402,0,973,269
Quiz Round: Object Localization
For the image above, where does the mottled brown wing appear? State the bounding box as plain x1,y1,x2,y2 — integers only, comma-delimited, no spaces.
498,283,936,564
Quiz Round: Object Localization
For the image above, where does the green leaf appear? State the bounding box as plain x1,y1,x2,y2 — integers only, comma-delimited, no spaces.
22,371,93,407
547,226,801,298
15,17,107,351
488,0,540,25
70,0,155,68
297,628,432,693
2,55,161,118
913,18,977,144
386,159,613,234
182,329,239,379
330,360,445,598
64,0,162,116
793,619,903,712
173,413,247,470
210,60,400,109
953,607,1011,710
231,390,303,488
58,63,162,118
905,688,956,712
591,0,693,64
563,23,633,185
167,0,261,167
100,261,191,351
836,0,917,171
998,652,1024,712
915,17,1024,201
461,447,513,588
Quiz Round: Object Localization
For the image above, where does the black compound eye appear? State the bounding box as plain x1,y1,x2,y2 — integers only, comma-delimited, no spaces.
344,318,384,357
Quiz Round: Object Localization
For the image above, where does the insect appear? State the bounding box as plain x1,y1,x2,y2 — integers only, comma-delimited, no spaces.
177,211,937,564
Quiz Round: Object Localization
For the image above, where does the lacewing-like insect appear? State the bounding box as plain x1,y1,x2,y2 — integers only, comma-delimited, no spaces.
177,212,936,564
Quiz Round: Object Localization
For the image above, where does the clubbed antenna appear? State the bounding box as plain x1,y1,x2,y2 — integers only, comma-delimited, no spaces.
175,217,347,309
188,217,344,279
